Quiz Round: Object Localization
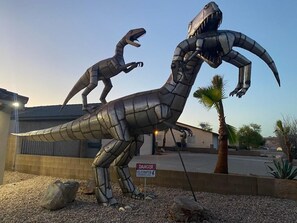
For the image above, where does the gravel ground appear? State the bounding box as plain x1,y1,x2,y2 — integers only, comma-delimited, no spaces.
1,171,297,223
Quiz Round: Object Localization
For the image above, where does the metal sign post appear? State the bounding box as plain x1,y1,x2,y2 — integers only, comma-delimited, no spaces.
136,163,156,197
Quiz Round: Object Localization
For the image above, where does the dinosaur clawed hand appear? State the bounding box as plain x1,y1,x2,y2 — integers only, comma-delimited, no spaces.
130,192,145,200
131,61,144,68
229,88,247,98
136,61,144,67
180,127,193,137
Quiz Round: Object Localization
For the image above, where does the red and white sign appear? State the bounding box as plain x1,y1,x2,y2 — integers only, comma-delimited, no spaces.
136,163,156,177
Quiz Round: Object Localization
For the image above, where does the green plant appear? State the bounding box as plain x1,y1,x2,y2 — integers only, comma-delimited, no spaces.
267,158,297,180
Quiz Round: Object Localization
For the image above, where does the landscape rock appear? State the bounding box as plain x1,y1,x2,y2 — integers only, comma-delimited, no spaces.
81,179,96,195
169,195,212,222
63,181,80,203
40,180,67,211
124,205,132,211
40,180,79,211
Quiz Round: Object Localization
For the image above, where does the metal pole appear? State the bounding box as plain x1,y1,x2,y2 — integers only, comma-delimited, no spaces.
144,177,147,198
169,128,197,201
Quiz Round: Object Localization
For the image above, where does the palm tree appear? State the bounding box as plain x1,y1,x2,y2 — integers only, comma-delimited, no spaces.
193,75,236,174
275,120,293,162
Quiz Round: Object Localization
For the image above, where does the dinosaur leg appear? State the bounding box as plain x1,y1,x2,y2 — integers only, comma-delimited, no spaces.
113,135,144,199
92,139,130,206
222,50,251,97
82,70,98,112
100,78,112,104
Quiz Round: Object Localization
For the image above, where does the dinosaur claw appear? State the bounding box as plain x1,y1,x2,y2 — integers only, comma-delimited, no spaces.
229,90,237,97
82,106,97,113
137,62,144,67
236,90,246,98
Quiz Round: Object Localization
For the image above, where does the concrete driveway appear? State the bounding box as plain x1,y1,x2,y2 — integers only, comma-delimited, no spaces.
130,151,275,177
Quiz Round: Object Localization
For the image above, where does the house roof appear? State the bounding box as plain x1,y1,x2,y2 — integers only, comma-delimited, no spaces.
11,103,218,135
177,122,219,136
0,88,29,109
13,103,100,121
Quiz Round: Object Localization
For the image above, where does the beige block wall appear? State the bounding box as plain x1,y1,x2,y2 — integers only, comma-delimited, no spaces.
5,135,297,201
14,154,94,180
6,153,297,201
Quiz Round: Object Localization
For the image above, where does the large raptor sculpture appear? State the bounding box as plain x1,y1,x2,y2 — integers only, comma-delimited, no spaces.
61,28,146,112
16,2,280,206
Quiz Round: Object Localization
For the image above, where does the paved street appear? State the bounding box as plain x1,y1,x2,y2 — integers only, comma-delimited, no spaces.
130,151,275,177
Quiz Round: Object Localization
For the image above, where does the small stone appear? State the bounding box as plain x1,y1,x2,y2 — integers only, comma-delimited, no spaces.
145,196,153,200
81,179,96,195
146,192,157,199
124,205,132,211
118,207,126,212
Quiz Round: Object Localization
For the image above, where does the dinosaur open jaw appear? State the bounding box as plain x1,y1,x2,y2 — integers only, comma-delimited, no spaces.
199,51,222,68
197,11,222,35
127,29,146,47
188,2,222,38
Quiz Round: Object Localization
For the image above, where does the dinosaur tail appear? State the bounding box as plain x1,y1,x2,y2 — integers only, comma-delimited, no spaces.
60,71,90,111
231,31,280,86
13,112,104,142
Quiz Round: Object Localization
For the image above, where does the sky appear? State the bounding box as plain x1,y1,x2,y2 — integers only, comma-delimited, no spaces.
1,0,296,137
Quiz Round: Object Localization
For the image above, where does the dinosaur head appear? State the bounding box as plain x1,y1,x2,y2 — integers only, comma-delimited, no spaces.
125,28,146,47
187,2,223,68
188,2,222,38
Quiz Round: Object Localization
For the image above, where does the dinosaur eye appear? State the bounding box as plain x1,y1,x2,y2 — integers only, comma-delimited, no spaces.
204,4,209,9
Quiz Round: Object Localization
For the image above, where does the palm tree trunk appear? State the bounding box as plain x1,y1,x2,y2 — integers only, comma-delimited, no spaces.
284,136,293,163
214,102,228,174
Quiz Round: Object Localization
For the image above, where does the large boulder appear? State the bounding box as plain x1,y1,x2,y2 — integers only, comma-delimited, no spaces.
169,195,212,222
40,180,67,211
40,180,80,211
63,181,80,203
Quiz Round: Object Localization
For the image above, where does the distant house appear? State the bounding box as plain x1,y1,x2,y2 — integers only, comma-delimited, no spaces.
265,136,281,150
155,122,218,151
10,104,218,158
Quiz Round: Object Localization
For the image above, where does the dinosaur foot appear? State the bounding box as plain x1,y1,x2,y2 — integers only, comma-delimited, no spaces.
97,197,118,207
124,192,145,200
94,187,118,207
82,106,96,113
131,192,145,200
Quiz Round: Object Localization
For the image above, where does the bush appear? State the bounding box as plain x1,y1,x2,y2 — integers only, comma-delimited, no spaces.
266,158,297,180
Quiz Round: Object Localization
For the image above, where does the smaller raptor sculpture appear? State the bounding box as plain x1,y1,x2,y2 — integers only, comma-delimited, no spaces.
61,28,146,112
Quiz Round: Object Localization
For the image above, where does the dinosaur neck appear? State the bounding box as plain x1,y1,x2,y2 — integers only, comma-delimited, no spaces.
114,38,127,59
160,57,203,122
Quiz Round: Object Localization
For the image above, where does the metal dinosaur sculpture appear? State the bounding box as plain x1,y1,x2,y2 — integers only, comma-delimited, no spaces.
16,2,280,206
61,28,146,112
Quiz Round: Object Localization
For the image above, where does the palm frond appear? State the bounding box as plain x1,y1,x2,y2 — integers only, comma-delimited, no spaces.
212,75,226,98
226,124,237,144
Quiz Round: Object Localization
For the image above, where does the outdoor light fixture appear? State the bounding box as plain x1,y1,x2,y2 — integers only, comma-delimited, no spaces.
0,88,28,111
12,101,20,108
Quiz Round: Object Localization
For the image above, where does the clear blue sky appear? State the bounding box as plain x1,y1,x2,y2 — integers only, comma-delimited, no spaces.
1,0,296,137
